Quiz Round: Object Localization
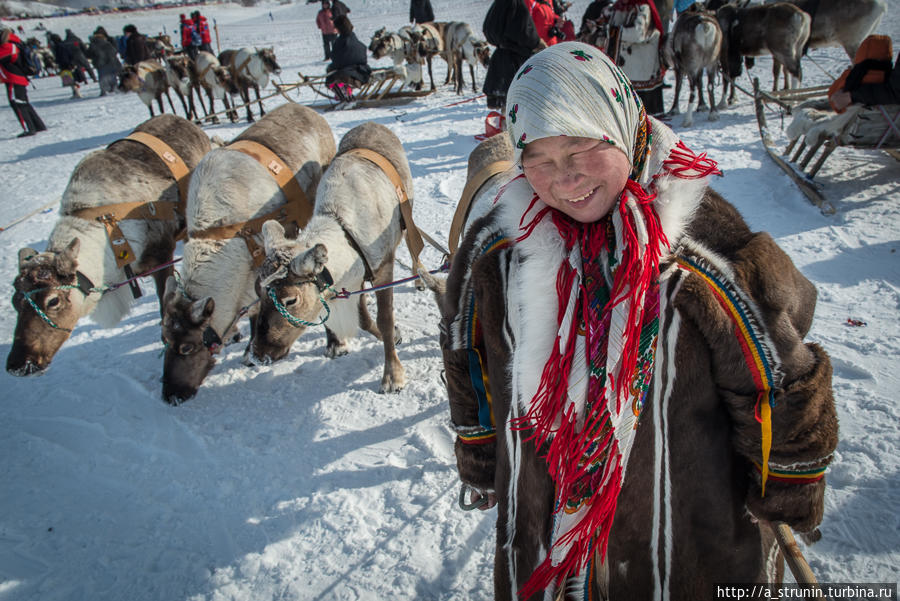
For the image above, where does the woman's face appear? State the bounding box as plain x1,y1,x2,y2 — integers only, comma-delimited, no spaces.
521,135,630,223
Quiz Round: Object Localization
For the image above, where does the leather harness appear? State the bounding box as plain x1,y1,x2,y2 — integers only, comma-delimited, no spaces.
68,131,193,298
343,147,427,277
189,139,314,268
448,160,512,257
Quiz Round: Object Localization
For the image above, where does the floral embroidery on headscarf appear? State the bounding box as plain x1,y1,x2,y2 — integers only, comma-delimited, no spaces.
570,49,592,61
508,103,518,124
516,133,527,149
516,65,533,80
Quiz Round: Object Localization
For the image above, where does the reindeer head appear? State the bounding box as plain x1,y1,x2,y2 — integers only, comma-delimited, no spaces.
167,54,191,85
577,18,610,51
258,47,281,75
118,65,141,92
8,239,87,376
160,275,219,405
369,27,387,53
246,221,331,366
214,65,239,95
472,40,491,67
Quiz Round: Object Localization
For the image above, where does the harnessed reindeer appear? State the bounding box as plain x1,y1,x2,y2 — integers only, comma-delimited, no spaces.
218,47,281,122
8,115,210,377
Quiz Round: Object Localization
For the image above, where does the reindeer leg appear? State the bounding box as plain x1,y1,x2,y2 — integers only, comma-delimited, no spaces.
242,86,254,122
372,262,405,393
255,83,265,117
455,55,464,95
324,327,350,358
427,56,435,91
682,76,696,127
707,68,719,121
772,60,781,92
469,63,476,93
697,71,708,112
668,69,683,116
358,293,381,341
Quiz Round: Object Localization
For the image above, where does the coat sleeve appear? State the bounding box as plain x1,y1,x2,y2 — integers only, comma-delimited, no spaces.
439,222,511,493
676,191,838,534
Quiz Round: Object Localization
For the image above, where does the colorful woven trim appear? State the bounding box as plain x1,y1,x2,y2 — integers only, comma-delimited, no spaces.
457,427,497,445
461,234,512,436
676,254,782,497
752,461,826,485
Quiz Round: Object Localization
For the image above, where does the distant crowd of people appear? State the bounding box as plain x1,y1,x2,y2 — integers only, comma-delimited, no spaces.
0,10,213,138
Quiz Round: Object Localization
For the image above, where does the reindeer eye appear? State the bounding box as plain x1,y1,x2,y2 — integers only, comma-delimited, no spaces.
283,296,298,307
179,343,196,355
46,296,60,309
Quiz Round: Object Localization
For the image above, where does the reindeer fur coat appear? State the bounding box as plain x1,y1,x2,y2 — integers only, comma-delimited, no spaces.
439,127,838,601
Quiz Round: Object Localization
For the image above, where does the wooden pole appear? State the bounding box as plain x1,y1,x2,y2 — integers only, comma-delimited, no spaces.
214,19,221,54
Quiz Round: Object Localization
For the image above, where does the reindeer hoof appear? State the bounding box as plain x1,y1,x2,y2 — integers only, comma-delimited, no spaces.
325,342,349,359
379,370,406,393
393,326,402,346
708,111,720,122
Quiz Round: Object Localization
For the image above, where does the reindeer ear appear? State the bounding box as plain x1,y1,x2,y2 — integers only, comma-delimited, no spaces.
163,275,178,306
18,247,39,269
190,296,215,325
289,243,328,278
262,220,287,256
55,238,81,276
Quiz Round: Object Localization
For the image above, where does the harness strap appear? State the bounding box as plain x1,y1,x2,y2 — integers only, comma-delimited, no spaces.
232,52,252,78
343,147,425,274
189,140,313,268
448,160,512,257
67,132,190,288
197,61,214,83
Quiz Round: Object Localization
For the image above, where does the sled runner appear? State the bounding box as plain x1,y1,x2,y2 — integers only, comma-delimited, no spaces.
753,78,900,215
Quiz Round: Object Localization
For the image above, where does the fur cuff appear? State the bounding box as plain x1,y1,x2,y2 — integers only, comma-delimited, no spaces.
454,437,497,492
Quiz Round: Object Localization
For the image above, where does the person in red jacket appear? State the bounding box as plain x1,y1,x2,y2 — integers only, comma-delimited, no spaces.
191,11,214,54
0,28,46,137
531,0,562,46
316,0,339,60
179,14,196,52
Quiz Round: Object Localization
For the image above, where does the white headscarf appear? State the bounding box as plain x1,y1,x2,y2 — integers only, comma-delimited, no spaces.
505,41,646,175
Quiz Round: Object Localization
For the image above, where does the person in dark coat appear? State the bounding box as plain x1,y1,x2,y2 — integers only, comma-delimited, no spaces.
0,29,46,137
330,0,350,20
482,0,543,110
65,29,97,82
87,28,121,96
325,15,370,101
49,33,83,97
410,0,435,24
122,24,150,66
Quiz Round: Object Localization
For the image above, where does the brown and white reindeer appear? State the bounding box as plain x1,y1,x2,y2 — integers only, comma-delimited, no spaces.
666,7,723,126
443,22,492,94
715,1,811,103
369,26,422,89
160,104,335,404
218,47,281,122
194,51,240,124
246,122,413,394
164,53,201,121
411,21,449,90
8,115,211,377
119,60,179,118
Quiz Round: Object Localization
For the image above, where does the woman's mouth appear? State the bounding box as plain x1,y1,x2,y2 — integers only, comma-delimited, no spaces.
565,186,597,204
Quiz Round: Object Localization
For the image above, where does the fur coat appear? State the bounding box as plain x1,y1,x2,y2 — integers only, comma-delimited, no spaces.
439,126,838,600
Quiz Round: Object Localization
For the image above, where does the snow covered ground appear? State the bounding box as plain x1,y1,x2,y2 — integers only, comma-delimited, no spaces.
1,1,898,599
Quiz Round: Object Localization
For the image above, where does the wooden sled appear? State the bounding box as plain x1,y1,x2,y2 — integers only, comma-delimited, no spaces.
753,77,900,215
293,68,434,111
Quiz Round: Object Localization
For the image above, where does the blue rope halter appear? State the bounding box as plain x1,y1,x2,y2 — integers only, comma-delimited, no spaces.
266,284,332,328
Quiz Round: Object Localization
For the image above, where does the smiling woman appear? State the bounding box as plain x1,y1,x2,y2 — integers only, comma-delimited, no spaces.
438,41,839,601
521,136,630,223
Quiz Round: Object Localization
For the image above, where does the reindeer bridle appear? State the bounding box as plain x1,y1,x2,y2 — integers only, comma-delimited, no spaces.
262,266,335,329
13,257,98,332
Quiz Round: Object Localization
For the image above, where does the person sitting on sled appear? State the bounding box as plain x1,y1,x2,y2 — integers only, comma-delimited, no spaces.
325,15,370,102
